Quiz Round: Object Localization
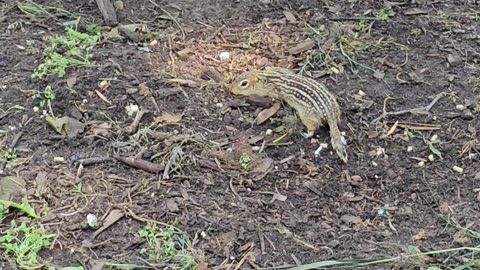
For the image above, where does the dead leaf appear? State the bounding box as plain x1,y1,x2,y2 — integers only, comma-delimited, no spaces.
90,259,106,270
155,112,183,124
272,192,287,202
0,176,26,201
340,214,362,224
138,82,151,96
288,39,316,55
46,116,86,137
92,209,124,238
248,158,274,181
166,198,179,212
283,11,297,23
256,103,280,125
414,230,431,240
66,76,77,88
34,172,48,196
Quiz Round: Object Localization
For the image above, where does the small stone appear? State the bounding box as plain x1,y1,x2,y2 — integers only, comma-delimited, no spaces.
431,134,438,142
407,146,413,152
456,104,465,110
219,52,230,61
372,161,378,167
447,54,462,66
351,175,362,182
358,90,366,96
215,102,223,108
461,109,474,120
265,129,273,136
252,146,260,151
418,161,425,167
453,166,463,173
428,154,434,162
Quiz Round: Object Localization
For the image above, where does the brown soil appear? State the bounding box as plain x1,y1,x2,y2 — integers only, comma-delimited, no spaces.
1,0,479,269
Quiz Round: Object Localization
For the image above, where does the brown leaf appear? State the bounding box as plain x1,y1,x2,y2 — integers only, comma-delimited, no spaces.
138,82,151,96
414,230,430,240
288,39,316,55
155,112,183,124
0,176,26,201
92,209,124,238
66,76,77,88
283,11,297,23
166,198,179,212
256,103,280,125
248,158,274,181
46,116,86,138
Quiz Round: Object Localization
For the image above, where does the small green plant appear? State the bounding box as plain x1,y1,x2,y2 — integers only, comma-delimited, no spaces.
137,223,199,269
0,150,17,161
378,6,395,22
32,18,99,79
0,221,55,269
17,2,71,18
32,85,56,109
239,153,252,169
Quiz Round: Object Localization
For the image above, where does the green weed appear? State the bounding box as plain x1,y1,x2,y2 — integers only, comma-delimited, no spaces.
0,150,17,161
0,221,55,269
378,6,395,22
17,1,71,18
137,223,199,269
32,85,56,110
32,18,99,79
240,153,253,169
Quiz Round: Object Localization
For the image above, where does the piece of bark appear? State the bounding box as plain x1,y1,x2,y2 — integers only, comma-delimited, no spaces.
96,0,118,26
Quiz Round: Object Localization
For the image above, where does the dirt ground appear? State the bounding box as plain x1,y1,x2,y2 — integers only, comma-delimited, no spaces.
1,0,479,269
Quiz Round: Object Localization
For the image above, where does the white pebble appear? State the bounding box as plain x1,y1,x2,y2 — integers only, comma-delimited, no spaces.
433,115,437,120
428,154,434,162
33,106,39,112
407,146,413,152
452,166,463,173
372,161,378,166
87,214,97,228
265,129,273,136
53,157,65,163
226,148,233,152
431,134,438,142
358,90,366,96
320,143,328,148
418,161,425,167
456,104,465,110
215,102,223,108
219,52,230,61
200,231,207,238
252,146,260,151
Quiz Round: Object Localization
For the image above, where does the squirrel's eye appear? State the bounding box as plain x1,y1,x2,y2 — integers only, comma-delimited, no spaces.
240,80,249,88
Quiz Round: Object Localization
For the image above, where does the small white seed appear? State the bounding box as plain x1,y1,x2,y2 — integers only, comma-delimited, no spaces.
252,146,260,151
407,146,413,152
428,154,434,162
452,166,463,173
265,129,273,136
219,52,230,61
418,161,425,167
431,134,438,142
456,104,465,110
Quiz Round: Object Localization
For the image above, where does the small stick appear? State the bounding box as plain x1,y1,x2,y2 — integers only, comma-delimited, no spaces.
372,92,445,124
126,109,145,134
114,154,164,173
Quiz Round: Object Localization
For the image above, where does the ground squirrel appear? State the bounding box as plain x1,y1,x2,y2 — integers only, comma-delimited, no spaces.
231,68,348,163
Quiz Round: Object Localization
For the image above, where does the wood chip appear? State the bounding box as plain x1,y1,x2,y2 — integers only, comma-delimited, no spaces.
283,11,297,23
92,209,124,238
403,8,430,15
288,39,316,55
256,103,280,125
95,0,118,26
